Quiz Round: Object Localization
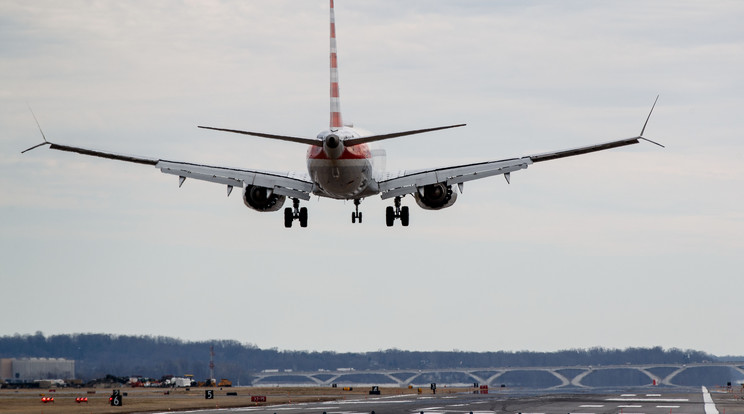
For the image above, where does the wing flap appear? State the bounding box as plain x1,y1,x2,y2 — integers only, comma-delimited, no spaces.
378,158,532,200
36,142,313,201
377,135,657,200
157,160,313,200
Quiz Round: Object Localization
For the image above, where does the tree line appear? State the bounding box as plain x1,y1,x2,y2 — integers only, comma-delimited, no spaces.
0,332,716,382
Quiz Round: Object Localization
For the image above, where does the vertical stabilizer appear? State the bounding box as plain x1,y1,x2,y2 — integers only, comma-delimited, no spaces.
329,0,343,129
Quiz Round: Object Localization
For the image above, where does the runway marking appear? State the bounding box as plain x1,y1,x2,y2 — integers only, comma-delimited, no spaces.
580,405,605,408
622,394,638,397
607,398,689,402
326,412,368,414
657,406,680,408
647,394,662,397
703,386,719,414
619,405,643,408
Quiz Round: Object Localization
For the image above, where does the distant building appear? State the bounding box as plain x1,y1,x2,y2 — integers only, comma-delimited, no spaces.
0,358,75,380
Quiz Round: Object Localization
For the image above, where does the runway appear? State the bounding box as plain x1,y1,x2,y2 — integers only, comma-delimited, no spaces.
153,387,744,414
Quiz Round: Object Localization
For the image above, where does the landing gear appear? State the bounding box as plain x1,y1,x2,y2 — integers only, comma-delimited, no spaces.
351,199,363,224
385,196,410,227
284,198,308,228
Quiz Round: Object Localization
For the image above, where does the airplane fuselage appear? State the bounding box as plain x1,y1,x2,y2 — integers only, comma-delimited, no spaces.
307,127,381,199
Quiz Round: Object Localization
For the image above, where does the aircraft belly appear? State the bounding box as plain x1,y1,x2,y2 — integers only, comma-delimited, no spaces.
308,158,376,199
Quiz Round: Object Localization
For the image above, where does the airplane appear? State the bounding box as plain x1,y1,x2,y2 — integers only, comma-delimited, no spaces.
23,1,662,228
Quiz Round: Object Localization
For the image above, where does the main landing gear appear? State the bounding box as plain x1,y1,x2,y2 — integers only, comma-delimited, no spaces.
385,196,409,227
351,199,362,224
284,198,307,228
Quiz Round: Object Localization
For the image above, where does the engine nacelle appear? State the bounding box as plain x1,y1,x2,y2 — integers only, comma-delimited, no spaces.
242,185,286,212
414,182,458,210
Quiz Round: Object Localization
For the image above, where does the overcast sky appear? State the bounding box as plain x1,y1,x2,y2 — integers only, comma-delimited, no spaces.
1,1,742,356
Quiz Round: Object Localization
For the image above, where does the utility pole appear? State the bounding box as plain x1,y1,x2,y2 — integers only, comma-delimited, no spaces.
209,345,215,383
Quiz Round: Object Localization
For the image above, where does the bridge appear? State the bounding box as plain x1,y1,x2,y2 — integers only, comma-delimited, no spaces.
250,362,744,389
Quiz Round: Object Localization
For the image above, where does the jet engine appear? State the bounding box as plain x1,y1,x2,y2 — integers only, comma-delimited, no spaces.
242,185,286,212
414,182,458,210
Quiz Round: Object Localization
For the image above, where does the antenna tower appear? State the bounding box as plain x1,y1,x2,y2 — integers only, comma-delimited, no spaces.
209,345,215,381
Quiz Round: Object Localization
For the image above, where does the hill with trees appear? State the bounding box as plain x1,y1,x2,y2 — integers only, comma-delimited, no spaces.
0,332,720,383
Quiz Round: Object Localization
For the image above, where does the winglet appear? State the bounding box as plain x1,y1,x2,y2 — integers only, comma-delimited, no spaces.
639,95,658,136
638,95,664,148
21,105,51,153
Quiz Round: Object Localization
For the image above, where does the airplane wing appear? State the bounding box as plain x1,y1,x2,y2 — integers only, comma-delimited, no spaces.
29,142,314,200
377,136,659,200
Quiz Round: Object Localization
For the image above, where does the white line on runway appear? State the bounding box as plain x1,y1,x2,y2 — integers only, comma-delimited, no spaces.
580,405,605,408
619,405,643,408
703,386,719,414
622,394,638,397
657,406,680,408
647,394,662,397
607,398,689,402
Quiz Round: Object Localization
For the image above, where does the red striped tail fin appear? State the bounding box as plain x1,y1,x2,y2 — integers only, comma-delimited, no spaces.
329,0,343,129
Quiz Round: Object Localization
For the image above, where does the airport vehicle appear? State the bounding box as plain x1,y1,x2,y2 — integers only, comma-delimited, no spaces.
23,1,662,228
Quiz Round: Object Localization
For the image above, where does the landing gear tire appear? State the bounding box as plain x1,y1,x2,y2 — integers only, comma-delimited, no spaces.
358,212,362,223
400,206,409,227
386,196,410,227
284,198,307,228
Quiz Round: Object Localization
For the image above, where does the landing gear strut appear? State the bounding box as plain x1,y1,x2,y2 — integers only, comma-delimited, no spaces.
284,198,308,228
351,199,363,224
385,196,409,227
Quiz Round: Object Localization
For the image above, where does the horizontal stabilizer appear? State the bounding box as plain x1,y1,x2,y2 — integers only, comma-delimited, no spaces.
198,126,322,146
343,124,466,146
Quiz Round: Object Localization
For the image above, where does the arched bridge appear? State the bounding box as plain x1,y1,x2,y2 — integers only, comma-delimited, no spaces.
250,362,744,389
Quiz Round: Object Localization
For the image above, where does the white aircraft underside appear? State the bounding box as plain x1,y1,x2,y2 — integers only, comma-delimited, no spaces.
23,1,662,228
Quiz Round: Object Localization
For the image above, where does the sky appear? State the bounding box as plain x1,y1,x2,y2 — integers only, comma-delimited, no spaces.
1,1,743,356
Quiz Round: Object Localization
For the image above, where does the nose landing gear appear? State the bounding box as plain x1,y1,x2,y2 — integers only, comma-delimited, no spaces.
351,199,363,224
284,198,308,228
385,196,409,227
